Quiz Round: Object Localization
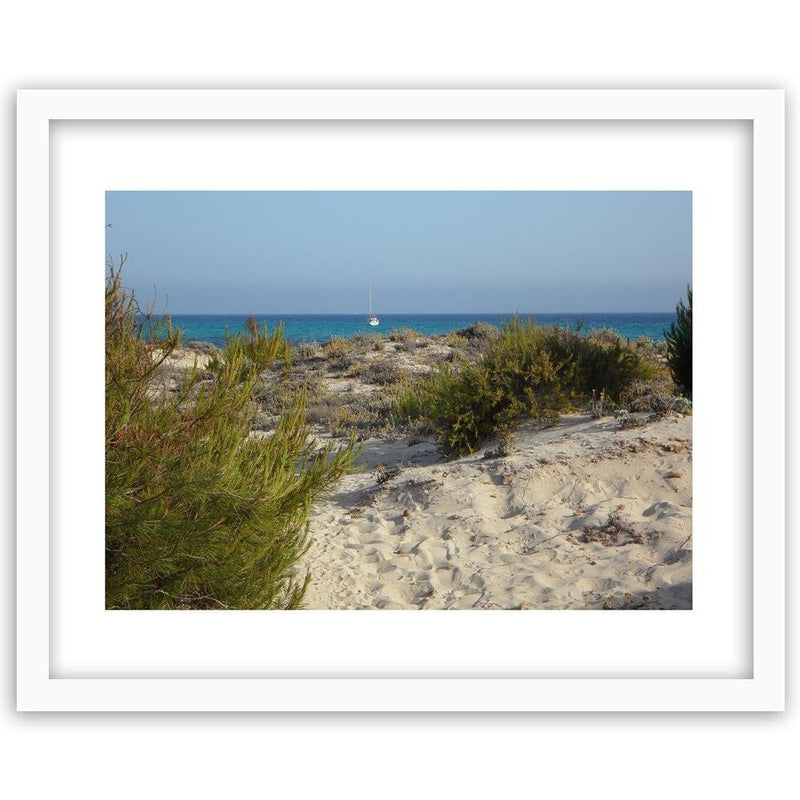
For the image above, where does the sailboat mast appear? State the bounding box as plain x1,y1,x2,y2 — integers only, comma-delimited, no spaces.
367,271,380,326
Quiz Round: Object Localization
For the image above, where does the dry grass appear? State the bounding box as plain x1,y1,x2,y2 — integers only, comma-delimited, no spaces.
581,512,644,547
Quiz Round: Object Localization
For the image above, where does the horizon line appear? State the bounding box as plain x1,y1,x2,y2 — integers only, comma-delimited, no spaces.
153,310,677,317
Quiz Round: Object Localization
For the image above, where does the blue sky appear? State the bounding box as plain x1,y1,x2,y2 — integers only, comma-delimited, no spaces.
105,191,691,314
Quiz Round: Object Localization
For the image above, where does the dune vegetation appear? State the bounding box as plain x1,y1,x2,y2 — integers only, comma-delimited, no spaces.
105,268,357,609
664,286,692,399
391,316,669,458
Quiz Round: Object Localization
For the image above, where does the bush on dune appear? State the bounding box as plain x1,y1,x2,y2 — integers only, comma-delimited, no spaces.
393,316,658,458
105,269,357,609
539,324,657,403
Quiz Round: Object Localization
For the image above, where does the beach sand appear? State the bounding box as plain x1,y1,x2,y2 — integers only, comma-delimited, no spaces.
298,413,692,610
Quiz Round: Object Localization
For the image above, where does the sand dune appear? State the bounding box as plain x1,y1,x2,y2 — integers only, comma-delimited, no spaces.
299,414,692,610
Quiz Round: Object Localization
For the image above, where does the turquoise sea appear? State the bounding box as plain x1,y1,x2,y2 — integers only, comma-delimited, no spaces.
158,312,676,348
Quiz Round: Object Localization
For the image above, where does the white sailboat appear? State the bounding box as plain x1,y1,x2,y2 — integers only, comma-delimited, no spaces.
368,272,380,326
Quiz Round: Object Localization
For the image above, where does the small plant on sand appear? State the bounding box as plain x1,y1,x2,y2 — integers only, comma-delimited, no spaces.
615,410,652,429
106,267,357,609
322,335,352,359
618,369,692,420
328,355,356,373
442,331,468,348
351,332,382,348
330,406,361,437
581,511,643,547
444,348,469,365
392,379,430,425
388,326,421,343
364,361,402,385
589,388,609,418
629,391,691,417
456,321,499,341
483,429,513,459
373,463,402,484
293,341,321,360
664,286,692,398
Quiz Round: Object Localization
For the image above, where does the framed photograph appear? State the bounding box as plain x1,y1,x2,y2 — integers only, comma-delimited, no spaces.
17,89,784,711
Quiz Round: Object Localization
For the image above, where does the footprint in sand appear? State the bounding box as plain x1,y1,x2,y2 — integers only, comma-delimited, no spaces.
432,564,460,589
375,597,405,609
642,500,682,519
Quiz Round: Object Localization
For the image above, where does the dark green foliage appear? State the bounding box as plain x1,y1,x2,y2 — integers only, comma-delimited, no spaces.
106,269,357,609
664,287,692,398
538,325,655,403
455,321,500,341
409,319,567,457
393,316,657,458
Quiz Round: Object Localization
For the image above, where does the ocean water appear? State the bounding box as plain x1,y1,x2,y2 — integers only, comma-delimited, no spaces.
157,312,676,348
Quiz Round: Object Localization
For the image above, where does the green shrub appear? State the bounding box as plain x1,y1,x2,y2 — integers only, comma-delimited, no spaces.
328,355,355,373
392,380,430,424
293,341,321,360
422,319,566,457
351,332,384,350
627,390,691,416
322,335,351,359
388,327,421,343
255,369,327,416
455,321,499,341
374,463,402,484
538,324,655,403
664,287,692,398
105,269,357,609
442,331,468,348
365,361,402,385
394,316,657,458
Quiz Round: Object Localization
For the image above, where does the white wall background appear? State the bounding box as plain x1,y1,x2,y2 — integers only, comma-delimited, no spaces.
2,2,795,797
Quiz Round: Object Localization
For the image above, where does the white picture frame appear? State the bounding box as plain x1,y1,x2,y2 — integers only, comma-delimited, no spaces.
17,89,785,711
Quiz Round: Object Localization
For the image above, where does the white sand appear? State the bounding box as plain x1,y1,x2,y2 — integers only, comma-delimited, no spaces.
157,345,215,370
298,413,692,610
